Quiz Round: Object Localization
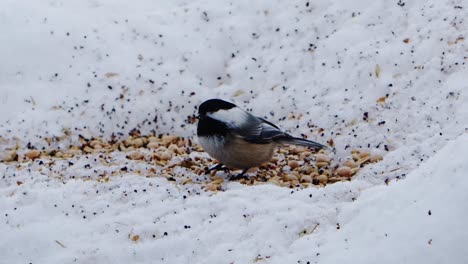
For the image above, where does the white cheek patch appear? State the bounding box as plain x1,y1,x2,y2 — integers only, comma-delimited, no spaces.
208,107,249,127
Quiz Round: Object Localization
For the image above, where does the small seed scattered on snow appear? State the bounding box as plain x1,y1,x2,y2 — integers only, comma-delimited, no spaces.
147,141,159,149
2,150,18,162
358,152,370,159
182,178,192,185
315,153,330,163
128,151,145,160
168,144,179,154
160,152,172,161
268,178,281,186
371,154,383,163
25,150,41,160
205,183,220,192
288,160,299,169
316,161,329,168
93,144,103,150
83,146,94,153
282,174,298,182
357,156,371,165
316,174,328,184
343,159,357,168
132,138,144,148
327,177,342,183
352,153,360,161
300,175,312,183
336,166,353,177
148,136,158,142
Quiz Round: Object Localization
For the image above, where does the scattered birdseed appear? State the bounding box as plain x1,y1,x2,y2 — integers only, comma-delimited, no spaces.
1,133,383,191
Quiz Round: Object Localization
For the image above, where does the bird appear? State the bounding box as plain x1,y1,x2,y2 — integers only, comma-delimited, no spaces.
196,98,328,180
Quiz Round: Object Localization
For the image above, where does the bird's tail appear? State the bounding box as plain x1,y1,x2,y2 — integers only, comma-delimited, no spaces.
276,136,329,150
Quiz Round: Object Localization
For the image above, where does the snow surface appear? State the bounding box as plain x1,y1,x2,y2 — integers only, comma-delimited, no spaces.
1,0,468,263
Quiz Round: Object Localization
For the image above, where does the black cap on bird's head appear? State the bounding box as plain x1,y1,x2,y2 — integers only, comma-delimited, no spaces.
198,99,237,117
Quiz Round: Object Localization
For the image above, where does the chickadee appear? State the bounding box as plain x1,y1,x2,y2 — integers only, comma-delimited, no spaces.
197,99,328,180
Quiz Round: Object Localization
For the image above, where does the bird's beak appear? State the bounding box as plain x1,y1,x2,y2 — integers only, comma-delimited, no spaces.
195,115,200,119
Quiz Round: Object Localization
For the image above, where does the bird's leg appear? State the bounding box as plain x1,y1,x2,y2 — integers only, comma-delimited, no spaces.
229,168,250,181
205,163,230,174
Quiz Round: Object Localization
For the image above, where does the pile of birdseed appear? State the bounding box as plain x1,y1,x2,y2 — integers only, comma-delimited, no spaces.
1,132,383,192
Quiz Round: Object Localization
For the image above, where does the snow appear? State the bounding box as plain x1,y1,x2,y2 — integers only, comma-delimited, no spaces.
1,0,468,263
280,133,468,264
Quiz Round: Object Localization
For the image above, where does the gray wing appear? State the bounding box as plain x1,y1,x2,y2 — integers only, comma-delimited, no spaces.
226,114,328,149
229,116,289,144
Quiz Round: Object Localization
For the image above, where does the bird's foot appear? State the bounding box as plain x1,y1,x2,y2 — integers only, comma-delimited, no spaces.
229,174,250,181
205,163,230,174
228,169,250,181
